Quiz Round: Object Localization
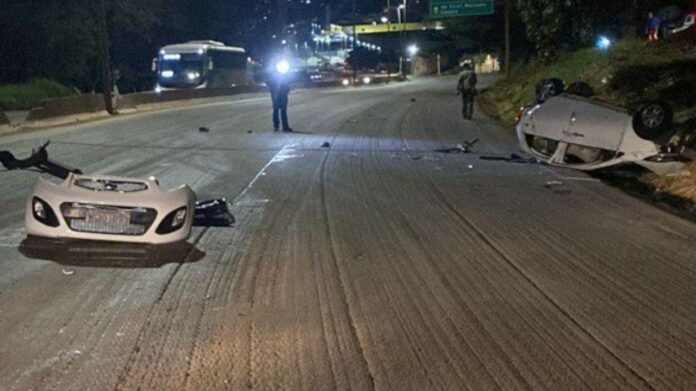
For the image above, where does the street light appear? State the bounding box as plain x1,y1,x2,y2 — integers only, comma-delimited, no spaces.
407,44,419,57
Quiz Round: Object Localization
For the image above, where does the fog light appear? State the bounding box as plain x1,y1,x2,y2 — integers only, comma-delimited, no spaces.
156,206,188,234
172,208,187,227
33,200,46,219
32,197,60,227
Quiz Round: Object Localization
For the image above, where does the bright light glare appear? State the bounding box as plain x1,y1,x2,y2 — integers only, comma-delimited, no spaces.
275,60,290,74
381,16,389,23
161,70,174,78
154,85,162,94
362,76,371,84
187,72,199,80
342,79,350,86
163,54,181,61
596,36,611,50
407,44,419,56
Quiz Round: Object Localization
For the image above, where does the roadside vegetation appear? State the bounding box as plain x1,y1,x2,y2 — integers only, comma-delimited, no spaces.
480,31,696,202
0,79,74,111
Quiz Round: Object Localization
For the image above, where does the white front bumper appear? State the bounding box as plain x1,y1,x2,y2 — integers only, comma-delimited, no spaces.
26,175,196,244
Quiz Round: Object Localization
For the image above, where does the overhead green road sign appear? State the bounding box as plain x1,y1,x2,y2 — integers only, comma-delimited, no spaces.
430,0,494,18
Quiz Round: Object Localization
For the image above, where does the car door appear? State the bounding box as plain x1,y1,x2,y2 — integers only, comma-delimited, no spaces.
561,97,631,151
526,96,576,142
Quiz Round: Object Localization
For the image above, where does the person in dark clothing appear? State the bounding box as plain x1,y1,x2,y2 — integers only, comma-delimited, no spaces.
266,64,293,132
646,12,661,41
456,63,478,120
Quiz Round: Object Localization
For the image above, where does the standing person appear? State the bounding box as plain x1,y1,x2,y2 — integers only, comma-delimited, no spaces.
646,12,661,42
456,63,478,120
266,60,293,132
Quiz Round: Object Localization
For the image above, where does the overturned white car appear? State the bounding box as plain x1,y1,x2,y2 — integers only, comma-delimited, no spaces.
516,79,693,175
1,141,232,244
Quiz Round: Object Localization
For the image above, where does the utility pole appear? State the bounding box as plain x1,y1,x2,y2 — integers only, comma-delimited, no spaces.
97,0,115,114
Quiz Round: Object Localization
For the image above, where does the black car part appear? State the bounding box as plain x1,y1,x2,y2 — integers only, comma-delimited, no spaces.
0,140,82,179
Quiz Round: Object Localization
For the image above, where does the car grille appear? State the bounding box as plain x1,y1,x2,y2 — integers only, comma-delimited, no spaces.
74,178,148,193
61,203,157,236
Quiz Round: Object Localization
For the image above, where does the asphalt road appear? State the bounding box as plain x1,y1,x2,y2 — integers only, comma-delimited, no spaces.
1,76,696,390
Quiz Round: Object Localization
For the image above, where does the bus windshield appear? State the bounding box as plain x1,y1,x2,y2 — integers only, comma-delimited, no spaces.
157,53,206,87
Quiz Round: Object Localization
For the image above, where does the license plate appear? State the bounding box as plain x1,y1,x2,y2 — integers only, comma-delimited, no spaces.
85,209,130,227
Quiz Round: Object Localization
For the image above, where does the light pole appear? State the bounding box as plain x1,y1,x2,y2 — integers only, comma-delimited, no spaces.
398,3,405,75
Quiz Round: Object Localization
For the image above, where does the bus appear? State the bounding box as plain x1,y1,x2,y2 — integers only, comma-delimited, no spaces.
153,41,253,91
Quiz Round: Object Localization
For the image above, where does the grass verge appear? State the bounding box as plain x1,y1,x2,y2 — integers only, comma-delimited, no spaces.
0,79,74,111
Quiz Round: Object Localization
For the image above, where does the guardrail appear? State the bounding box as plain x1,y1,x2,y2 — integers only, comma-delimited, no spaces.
21,74,406,125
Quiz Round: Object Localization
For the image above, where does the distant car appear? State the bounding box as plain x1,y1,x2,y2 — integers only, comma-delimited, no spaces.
670,12,696,36
516,79,693,175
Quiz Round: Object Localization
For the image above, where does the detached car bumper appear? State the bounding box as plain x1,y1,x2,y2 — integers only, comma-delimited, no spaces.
26,175,196,244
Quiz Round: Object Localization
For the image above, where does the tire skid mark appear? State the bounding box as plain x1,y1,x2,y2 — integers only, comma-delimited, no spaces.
410,161,657,390
319,150,376,391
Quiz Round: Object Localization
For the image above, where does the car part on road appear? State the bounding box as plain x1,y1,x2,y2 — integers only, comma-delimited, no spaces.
321,142,331,148
1,141,233,244
479,153,539,164
434,139,479,154
194,198,235,226
535,78,565,104
199,126,210,132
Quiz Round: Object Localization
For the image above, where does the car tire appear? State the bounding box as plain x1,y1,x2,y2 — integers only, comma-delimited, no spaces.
632,100,674,141
566,81,594,97
535,78,565,104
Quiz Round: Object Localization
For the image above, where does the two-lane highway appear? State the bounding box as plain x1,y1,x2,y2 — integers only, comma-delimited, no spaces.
1,76,696,390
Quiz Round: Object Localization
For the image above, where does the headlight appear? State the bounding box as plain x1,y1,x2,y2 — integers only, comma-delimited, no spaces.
362,76,371,84
32,197,60,227
156,207,188,234
161,70,174,78
187,72,199,81
342,79,350,86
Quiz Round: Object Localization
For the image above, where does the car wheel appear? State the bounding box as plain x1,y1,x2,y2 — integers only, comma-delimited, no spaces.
632,100,674,141
535,78,565,104
566,81,594,97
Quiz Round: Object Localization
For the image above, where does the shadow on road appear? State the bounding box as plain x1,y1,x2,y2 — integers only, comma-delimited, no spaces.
19,236,205,268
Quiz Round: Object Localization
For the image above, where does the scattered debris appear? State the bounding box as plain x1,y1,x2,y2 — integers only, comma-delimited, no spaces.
558,176,601,182
410,98,417,102
247,130,253,134
62,269,75,276
434,139,479,154
544,180,572,194
321,142,331,148
199,126,210,133
480,153,538,164
544,181,564,188
412,155,424,160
